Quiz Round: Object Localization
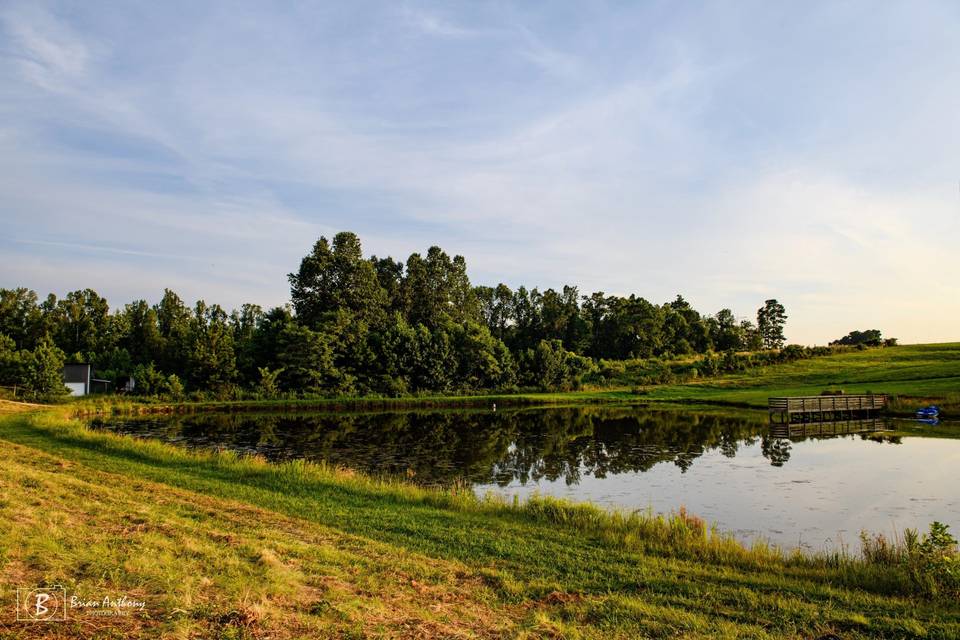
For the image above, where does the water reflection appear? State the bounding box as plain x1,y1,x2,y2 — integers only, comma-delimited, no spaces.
90,407,959,551
89,407,896,486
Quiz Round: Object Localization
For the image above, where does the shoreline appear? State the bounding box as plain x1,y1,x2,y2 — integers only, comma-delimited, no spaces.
1,405,958,637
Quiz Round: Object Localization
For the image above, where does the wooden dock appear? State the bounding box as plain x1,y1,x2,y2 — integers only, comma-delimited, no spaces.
769,416,891,439
768,394,886,423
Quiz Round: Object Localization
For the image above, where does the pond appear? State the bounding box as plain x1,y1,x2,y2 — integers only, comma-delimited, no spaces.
89,405,960,552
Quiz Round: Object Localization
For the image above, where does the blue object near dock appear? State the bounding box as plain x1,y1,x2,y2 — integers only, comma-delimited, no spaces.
916,405,940,419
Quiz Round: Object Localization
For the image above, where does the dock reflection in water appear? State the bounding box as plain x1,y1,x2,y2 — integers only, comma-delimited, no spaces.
90,406,958,551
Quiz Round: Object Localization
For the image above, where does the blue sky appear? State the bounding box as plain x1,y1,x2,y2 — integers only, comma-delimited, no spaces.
1,1,958,344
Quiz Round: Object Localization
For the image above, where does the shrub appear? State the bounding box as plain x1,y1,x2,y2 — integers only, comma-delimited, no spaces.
861,522,960,599
909,522,960,598
19,341,69,400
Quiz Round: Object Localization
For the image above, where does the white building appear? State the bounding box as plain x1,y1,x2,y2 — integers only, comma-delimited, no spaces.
62,364,92,396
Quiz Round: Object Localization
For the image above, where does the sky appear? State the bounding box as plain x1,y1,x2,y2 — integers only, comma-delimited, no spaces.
1,1,958,345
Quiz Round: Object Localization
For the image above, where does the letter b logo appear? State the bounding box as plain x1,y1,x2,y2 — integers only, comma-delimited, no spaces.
17,586,67,621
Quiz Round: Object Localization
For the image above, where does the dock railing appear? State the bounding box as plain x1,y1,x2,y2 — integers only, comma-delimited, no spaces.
768,394,887,422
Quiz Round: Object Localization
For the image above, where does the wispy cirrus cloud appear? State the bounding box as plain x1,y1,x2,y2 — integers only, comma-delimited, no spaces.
401,7,494,39
1,3,95,91
1,0,958,344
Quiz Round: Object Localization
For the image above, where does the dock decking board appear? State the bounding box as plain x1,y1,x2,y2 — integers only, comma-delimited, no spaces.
767,394,887,423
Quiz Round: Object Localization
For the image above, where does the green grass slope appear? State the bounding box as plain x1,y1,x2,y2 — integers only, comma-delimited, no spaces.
639,343,960,413
1,408,958,638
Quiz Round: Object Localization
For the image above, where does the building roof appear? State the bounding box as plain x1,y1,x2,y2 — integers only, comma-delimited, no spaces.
63,363,91,384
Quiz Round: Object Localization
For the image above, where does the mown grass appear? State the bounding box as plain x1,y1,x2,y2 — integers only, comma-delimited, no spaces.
638,343,960,414
1,408,958,638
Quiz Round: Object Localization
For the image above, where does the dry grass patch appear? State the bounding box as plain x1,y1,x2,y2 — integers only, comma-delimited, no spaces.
0,441,519,639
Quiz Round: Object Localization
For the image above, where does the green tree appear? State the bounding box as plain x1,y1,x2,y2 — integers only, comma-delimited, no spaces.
131,362,183,397
710,308,744,351
155,289,192,373
50,289,112,357
370,313,418,394
93,347,134,384
275,323,343,392
289,232,387,327
509,286,543,352
120,300,163,365
319,309,374,393
231,303,264,384
248,306,296,374
410,325,456,392
401,247,480,328
668,295,710,353
0,288,44,350
521,339,594,391
540,286,588,352
475,283,514,342
370,255,405,313
740,319,763,351
257,366,283,398
449,321,516,390
757,299,787,349
19,341,68,400
831,329,883,346
0,334,20,387
185,301,237,390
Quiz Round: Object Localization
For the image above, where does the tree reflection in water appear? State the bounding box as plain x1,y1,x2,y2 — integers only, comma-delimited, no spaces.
90,406,887,486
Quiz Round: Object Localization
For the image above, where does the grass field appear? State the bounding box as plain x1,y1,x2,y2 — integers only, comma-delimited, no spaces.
634,343,960,414
1,406,958,639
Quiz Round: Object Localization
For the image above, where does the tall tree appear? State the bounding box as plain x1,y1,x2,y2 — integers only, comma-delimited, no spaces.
50,289,112,358
710,308,744,351
757,299,787,349
231,303,264,383
185,301,237,389
155,289,192,373
0,288,44,350
289,232,387,327
510,286,543,352
401,247,479,328
370,255,405,313
120,300,163,365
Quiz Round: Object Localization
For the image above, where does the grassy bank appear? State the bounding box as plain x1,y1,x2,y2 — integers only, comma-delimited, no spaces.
636,343,960,415
1,407,958,638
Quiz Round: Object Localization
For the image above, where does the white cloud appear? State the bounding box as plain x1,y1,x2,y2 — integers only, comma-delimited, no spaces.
402,8,491,39
1,3,95,92
0,1,957,346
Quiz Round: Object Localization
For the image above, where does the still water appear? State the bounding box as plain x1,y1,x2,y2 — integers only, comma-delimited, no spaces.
89,405,960,552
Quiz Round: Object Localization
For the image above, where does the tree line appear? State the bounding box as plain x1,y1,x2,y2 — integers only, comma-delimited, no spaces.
831,329,896,347
0,231,789,399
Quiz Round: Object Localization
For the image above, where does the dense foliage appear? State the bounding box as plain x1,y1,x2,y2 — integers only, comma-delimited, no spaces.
831,329,897,347
1,231,794,397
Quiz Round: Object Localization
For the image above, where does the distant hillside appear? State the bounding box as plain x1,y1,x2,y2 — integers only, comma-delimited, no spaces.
640,343,960,413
